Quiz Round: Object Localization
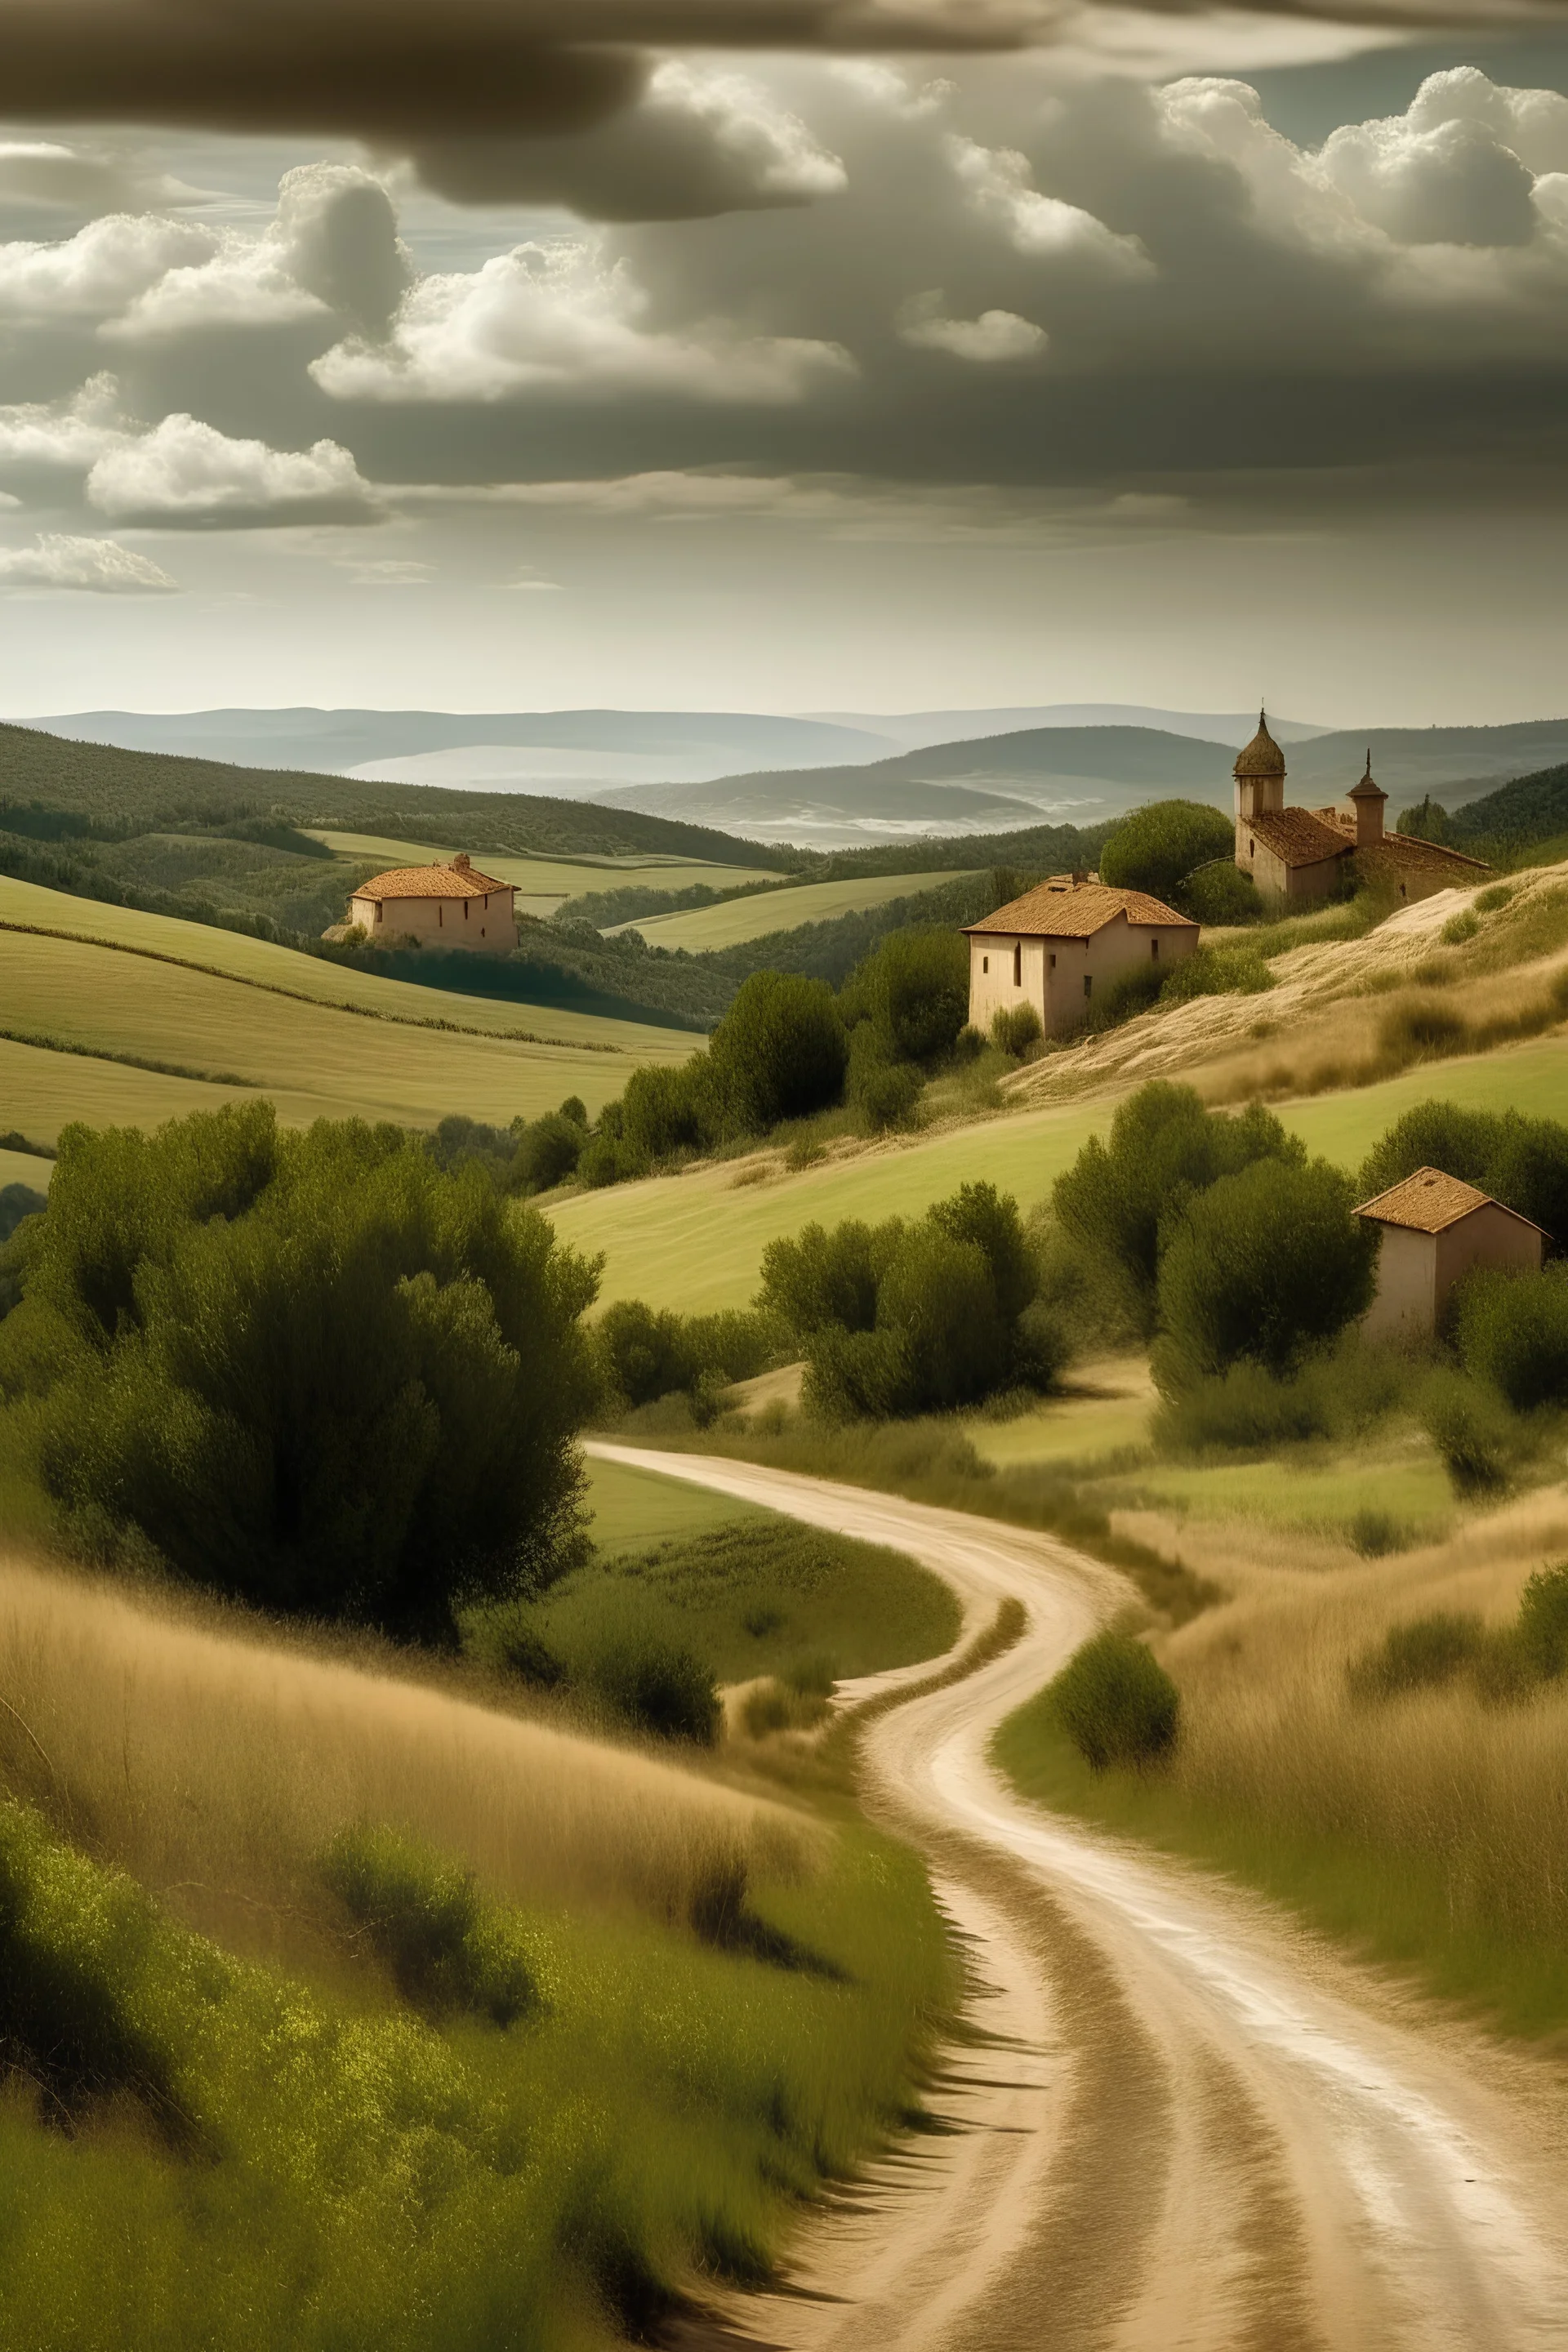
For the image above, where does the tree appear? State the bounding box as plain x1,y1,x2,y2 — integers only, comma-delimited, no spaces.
1155,1156,1378,1383
1452,1266,1568,1410
843,929,970,1064
1398,796,1454,845
1099,801,1234,906
707,971,847,1135
1054,1082,1303,1321
1179,862,1262,927
0,1106,600,1638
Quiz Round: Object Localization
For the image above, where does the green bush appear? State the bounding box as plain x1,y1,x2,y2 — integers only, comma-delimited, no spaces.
1054,1082,1303,1324
1441,911,1481,947
709,971,848,1135
513,1108,586,1192
0,1183,46,1246
1180,860,1263,926
1151,1337,1405,1454
1348,1611,1484,1699
1155,1157,1378,1384
1049,1630,1179,1770
1418,1369,1520,1494
1158,944,1273,1003
596,1300,777,1411
990,1002,1043,1058
1098,800,1234,905
0,1105,599,1637
320,1825,540,2025
844,1024,922,1132
1452,1266,1568,1409
1515,1564,1568,1678
842,928,969,1063
759,1218,885,1337
581,1624,721,1743
1379,997,1468,1059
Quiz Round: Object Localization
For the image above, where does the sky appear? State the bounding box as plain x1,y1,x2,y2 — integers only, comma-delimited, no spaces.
0,0,1566,724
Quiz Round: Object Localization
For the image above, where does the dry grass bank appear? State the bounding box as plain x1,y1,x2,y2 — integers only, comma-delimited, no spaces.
0,1552,810,1963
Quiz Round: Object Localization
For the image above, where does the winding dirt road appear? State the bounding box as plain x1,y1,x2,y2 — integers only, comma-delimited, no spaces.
590,1445,1568,2352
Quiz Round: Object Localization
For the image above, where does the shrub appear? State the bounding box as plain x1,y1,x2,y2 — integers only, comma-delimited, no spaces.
1418,1370,1519,1494
1152,1339,1405,1453
0,1183,46,1246
1452,1265,1568,1409
1054,1082,1302,1321
1081,963,1163,1035
1473,882,1515,913
0,1106,600,1637
620,1059,717,1163
1348,1611,1484,1700
1158,944,1273,1003
513,1109,586,1192
1049,1630,1179,1770
1180,861,1263,926
709,971,847,1135
842,929,969,1064
1398,795,1455,844
1441,911,1481,947
1098,800,1234,905
320,1825,539,2025
583,1627,721,1744
1155,1157,1376,1383
1514,1564,1568,1679
1379,997,1468,1059
597,1298,692,1407
991,1002,1044,1058
760,1219,884,1337
1348,1509,1418,1557
845,1024,922,1132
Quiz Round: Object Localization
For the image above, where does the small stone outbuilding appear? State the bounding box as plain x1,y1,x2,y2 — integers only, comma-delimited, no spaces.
345,854,518,953
1356,1167,1545,1342
964,875,1198,1040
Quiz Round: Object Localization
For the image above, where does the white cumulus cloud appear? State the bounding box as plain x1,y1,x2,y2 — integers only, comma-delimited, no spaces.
898,293,1046,359
0,375,129,469
0,532,176,590
947,135,1154,276
86,414,382,524
0,214,214,318
311,238,853,403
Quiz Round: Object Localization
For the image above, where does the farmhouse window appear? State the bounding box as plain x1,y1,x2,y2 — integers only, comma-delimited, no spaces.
1151,938,1160,960
463,900,469,920
1049,952,1056,970
375,901,383,923
982,955,989,973
1083,974,1093,1000
1013,942,1022,986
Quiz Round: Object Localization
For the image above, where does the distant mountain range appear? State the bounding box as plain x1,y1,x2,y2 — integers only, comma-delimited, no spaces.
25,706,1568,848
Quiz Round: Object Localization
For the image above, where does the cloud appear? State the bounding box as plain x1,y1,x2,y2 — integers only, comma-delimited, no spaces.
1316,68,1568,247
0,375,128,468
947,134,1153,275
0,213,215,318
898,292,1046,358
0,532,176,590
0,140,207,212
408,60,848,219
311,238,853,403
86,415,382,525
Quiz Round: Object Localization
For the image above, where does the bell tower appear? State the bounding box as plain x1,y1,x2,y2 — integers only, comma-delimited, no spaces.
1232,706,1286,867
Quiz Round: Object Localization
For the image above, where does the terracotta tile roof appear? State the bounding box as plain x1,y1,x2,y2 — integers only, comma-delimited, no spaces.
353,859,511,902
1356,1166,1544,1236
964,880,1196,939
1360,834,1493,880
1245,808,1353,871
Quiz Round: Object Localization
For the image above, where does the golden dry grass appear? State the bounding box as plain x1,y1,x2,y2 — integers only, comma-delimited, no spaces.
1145,1488,1568,1955
0,1552,812,1962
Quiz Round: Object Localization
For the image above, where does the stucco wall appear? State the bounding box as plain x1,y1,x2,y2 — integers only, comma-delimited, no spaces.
1435,1201,1543,1306
968,911,1196,1040
1363,1203,1544,1340
1361,1224,1436,1342
1235,828,1345,906
350,889,518,954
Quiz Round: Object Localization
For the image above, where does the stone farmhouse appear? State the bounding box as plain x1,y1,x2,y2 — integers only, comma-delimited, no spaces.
965,876,1198,1040
1233,713,1492,906
345,854,518,953
1356,1169,1544,1342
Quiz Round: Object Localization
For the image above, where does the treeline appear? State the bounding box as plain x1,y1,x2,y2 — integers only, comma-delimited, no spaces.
1399,759,1568,865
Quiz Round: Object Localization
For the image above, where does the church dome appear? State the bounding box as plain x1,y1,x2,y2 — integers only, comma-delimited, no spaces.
1234,710,1286,780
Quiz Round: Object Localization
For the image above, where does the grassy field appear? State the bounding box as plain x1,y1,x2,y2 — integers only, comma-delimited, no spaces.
586,1453,775,1550
0,1145,51,1196
0,1553,955,2351
995,1481,1568,2036
0,875,695,1054
611,870,979,951
311,831,780,915
549,1035,1568,1312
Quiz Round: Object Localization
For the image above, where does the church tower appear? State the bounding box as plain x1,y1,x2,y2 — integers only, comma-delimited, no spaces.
1233,709,1286,858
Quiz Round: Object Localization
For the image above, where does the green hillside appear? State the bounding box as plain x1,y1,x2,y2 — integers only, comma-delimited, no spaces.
547,1036,1568,1312
0,878,694,1143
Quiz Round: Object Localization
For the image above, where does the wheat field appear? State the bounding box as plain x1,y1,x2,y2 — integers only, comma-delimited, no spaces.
0,1553,813,1963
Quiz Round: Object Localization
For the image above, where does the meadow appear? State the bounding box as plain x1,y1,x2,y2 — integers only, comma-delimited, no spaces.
996,1484,1568,2037
548,1034,1568,1312
0,881,697,1140
611,869,979,951
309,831,782,919
0,1548,958,2349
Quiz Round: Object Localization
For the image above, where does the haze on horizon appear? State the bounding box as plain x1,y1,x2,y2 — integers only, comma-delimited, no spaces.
0,0,1565,727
